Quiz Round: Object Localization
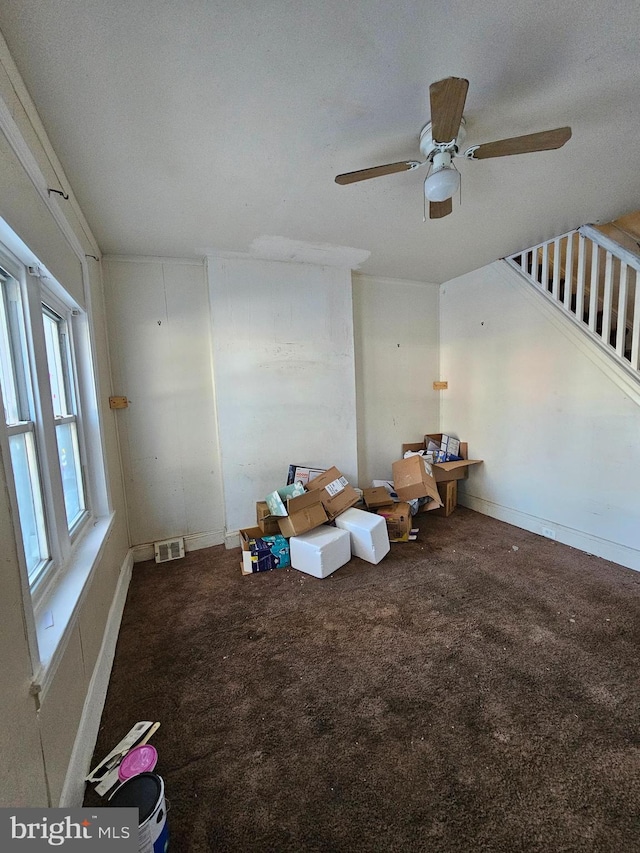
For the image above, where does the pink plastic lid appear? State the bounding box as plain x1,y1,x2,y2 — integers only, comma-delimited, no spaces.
118,744,158,782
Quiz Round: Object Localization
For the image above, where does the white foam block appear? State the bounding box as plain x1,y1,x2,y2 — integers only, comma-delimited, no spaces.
290,526,351,579
334,507,390,565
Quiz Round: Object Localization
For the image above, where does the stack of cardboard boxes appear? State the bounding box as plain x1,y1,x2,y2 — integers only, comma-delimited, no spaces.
240,466,360,575
398,434,482,518
239,436,482,576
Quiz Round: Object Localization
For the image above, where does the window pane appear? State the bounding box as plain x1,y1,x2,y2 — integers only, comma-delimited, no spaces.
43,305,87,531
0,273,30,424
56,421,85,527
9,431,48,579
43,309,67,417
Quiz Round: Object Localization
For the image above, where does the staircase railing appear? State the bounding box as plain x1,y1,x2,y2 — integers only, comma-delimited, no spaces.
505,225,640,378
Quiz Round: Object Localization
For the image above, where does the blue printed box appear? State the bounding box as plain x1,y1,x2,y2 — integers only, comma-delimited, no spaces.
240,527,291,575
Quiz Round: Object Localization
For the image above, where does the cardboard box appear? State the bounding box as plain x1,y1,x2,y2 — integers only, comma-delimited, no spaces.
377,502,413,542
426,434,482,482
434,479,457,517
277,490,328,538
239,527,290,574
265,482,306,516
392,455,443,508
304,466,360,520
256,501,281,535
401,435,483,483
286,464,327,486
362,486,394,509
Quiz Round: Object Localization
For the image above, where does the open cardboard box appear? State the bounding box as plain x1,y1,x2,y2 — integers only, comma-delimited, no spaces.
304,466,360,521
239,527,291,575
377,501,413,541
401,434,483,483
392,455,442,509
256,501,282,535
277,490,328,537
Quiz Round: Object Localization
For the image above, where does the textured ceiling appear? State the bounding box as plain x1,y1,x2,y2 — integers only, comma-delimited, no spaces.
1,0,639,282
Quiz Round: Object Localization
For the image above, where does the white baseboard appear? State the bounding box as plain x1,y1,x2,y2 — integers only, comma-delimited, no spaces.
185,530,225,552
225,530,240,550
132,529,225,563
58,550,134,807
132,543,155,562
460,493,640,573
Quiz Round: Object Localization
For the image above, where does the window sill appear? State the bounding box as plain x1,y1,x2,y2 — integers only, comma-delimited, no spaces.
31,512,115,703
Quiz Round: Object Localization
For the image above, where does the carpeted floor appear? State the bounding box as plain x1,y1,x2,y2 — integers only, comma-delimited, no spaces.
84,508,640,852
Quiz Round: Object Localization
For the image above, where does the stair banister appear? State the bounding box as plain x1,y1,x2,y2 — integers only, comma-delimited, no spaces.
505,222,640,382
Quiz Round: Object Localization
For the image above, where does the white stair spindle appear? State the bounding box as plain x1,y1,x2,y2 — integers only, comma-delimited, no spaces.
552,238,561,300
631,268,640,371
615,263,628,358
541,242,549,293
563,233,574,310
588,242,599,333
601,251,613,347
575,234,586,321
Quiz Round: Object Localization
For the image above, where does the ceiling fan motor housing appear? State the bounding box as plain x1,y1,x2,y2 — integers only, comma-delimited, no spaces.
431,151,453,172
419,118,467,160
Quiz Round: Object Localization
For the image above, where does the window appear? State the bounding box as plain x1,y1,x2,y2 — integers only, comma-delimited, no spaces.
0,265,50,582
42,303,86,530
0,242,91,598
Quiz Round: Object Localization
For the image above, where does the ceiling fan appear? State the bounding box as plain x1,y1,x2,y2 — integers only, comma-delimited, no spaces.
334,77,571,219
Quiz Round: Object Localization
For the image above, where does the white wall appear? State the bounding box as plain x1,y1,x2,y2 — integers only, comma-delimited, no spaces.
0,443,48,805
440,260,640,572
103,257,225,556
104,257,442,546
352,274,441,484
208,256,357,535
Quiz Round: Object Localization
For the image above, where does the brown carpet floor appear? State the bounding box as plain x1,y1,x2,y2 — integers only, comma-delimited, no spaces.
84,508,640,852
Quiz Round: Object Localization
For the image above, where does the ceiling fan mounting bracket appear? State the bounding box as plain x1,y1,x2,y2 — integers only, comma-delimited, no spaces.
462,145,480,160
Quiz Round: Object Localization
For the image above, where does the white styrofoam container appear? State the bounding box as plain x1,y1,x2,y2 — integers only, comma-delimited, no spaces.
334,507,390,565
290,525,351,579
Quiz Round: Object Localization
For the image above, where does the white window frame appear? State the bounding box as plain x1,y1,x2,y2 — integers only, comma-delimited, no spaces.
0,254,50,586
41,291,89,531
0,221,114,698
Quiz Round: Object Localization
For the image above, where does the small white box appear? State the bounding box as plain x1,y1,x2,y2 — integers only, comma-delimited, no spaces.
290,526,351,579
334,507,390,565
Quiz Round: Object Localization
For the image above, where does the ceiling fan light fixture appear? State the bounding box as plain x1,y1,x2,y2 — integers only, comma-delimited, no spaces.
424,152,460,202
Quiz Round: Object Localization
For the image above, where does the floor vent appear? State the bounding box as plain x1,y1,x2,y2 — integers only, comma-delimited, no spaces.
154,537,185,564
